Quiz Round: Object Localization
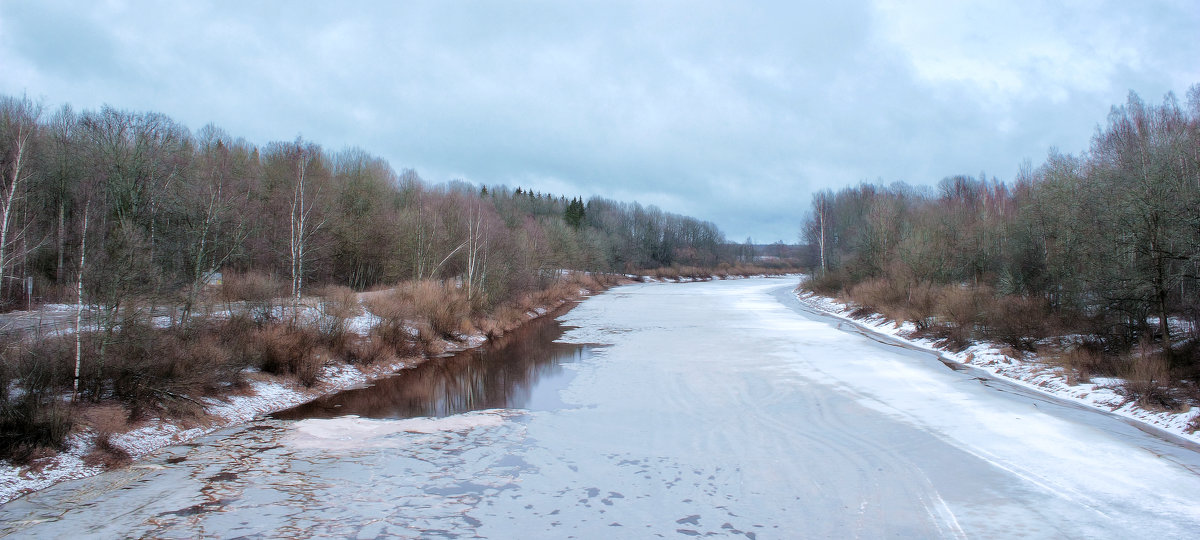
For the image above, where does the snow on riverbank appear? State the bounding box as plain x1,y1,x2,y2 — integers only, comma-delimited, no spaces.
793,289,1200,444
0,357,411,504
0,286,592,505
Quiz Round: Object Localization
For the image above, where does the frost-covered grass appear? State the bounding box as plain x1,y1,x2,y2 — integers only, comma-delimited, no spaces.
793,289,1200,444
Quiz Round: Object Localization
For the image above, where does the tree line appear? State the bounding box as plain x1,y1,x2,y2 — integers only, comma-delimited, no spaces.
0,94,748,317
0,94,805,463
804,87,1200,384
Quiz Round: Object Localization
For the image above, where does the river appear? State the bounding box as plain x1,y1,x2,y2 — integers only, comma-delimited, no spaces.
2,277,1199,538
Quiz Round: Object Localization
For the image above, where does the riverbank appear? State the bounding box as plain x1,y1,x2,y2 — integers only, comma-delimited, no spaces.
792,287,1200,445
7,277,1200,538
0,275,620,504
0,270,797,504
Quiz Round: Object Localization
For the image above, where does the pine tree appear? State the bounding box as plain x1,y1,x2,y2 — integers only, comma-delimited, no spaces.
564,197,585,229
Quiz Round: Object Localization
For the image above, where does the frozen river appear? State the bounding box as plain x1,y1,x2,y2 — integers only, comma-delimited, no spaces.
3,277,1200,538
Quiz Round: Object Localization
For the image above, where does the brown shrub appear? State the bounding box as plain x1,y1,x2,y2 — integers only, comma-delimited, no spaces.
316,285,361,348
221,271,286,322
1,331,75,458
654,267,680,281
981,295,1054,351
1051,343,1117,384
250,325,323,387
929,285,988,349
367,320,422,358
803,270,848,295
477,305,528,339
901,281,940,331
393,281,472,338
82,405,132,468
848,278,909,322
1123,350,1183,412
106,320,245,418
0,398,74,464
344,336,401,366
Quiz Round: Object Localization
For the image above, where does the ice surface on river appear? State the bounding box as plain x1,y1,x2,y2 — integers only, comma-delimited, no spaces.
287,411,510,449
3,277,1200,538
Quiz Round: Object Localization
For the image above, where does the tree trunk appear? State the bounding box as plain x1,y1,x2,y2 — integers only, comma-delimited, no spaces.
73,206,88,401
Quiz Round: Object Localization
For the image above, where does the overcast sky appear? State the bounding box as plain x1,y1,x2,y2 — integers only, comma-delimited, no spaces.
2,1,1198,242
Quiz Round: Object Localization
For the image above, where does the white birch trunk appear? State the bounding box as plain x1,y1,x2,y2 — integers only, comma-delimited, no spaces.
73,206,89,401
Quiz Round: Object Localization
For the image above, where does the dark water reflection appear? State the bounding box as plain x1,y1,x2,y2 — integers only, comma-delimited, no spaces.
273,303,595,421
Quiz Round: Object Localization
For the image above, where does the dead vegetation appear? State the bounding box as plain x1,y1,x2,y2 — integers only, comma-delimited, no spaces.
1,271,623,465
813,275,1199,413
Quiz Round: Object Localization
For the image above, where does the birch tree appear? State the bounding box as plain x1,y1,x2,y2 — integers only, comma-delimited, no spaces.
0,95,42,302
284,139,326,317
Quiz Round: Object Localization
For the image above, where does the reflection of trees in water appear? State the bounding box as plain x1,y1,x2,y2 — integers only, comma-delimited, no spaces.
275,310,588,420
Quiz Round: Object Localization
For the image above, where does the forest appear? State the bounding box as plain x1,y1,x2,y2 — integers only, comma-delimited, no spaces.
803,87,1200,406
0,95,793,462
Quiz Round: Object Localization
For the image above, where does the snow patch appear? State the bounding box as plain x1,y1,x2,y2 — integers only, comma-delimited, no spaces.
285,410,511,449
793,289,1200,444
0,433,102,504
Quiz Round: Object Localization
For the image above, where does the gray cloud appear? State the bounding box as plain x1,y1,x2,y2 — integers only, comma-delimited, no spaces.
2,0,1197,241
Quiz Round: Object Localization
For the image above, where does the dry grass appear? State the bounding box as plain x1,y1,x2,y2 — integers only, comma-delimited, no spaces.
248,325,323,387
220,271,287,321
81,404,132,468
1122,348,1184,412
900,281,940,331
847,278,909,323
388,280,472,338
1050,344,1115,384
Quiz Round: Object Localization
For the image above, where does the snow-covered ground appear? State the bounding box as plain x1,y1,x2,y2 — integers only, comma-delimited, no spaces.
793,289,1200,445
3,277,1200,538
0,357,411,504
0,289,583,504
0,301,466,504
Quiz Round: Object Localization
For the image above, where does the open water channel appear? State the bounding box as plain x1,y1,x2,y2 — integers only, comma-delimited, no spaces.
2,277,1200,538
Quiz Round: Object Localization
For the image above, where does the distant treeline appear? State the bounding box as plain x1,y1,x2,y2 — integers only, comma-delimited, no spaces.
0,94,785,314
804,87,1200,373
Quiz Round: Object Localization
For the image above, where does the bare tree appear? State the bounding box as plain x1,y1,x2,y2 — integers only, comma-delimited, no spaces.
286,138,326,317
178,127,251,325
0,95,43,302
812,191,830,275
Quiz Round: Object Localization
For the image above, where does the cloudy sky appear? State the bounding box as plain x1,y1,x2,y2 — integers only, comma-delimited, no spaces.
2,1,1198,242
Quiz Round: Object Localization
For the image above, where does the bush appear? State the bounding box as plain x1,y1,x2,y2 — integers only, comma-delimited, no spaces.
804,270,848,295
249,325,323,387
929,285,987,349
1,334,75,463
391,280,472,338
105,320,245,418
900,281,940,331
847,278,909,323
316,285,361,348
1123,350,1183,412
0,398,74,464
981,295,1054,351
1051,342,1118,384
221,271,287,322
